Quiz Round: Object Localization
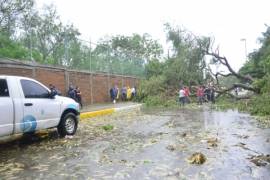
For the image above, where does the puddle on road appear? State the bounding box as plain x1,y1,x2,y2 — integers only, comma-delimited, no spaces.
0,107,270,179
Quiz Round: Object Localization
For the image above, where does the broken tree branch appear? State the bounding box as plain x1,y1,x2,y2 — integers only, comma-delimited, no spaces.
205,51,253,83
215,83,259,99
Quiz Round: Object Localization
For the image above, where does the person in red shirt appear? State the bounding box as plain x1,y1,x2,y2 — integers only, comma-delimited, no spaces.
196,86,204,105
184,86,191,103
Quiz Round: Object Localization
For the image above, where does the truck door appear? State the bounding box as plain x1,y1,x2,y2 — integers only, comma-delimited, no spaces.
0,79,14,136
19,79,61,133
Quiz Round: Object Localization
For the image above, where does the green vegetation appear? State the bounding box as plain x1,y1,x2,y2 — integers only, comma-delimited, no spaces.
137,23,270,126
215,94,270,122
214,95,270,127
235,26,270,119
143,160,151,164
2,1,270,119
137,24,209,106
0,0,162,77
101,125,114,131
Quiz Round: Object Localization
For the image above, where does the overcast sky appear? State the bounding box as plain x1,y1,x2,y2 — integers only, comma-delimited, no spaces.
36,0,270,70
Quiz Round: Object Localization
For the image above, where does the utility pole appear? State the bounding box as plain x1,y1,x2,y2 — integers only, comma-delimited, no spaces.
240,38,247,61
30,27,33,62
107,48,110,101
89,39,93,104
64,29,68,66
121,56,124,87
89,39,92,72
29,14,34,62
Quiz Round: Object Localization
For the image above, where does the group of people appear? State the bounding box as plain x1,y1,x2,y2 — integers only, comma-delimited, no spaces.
49,83,137,108
179,86,191,106
110,85,136,104
202,86,215,104
179,85,215,106
49,84,62,96
49,84,82,108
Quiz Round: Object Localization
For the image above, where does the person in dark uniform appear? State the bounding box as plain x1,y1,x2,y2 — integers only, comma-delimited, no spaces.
75,86,82,109
49,84,58,96
68,85,76,100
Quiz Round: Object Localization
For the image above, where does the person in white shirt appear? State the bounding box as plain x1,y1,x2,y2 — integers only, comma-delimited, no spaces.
131,87,136,99
179,87,185,106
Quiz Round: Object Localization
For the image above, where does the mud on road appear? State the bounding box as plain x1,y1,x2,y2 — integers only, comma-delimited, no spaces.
0,107,270,180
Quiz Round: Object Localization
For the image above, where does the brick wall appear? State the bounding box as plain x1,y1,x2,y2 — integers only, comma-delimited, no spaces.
35,68,66,95
0,60,139,105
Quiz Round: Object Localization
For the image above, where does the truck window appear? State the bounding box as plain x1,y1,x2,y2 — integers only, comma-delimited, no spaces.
0,79,9,97
21,80,49,98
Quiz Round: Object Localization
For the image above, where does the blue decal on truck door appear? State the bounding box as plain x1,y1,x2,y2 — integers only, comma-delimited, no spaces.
21,115,37,132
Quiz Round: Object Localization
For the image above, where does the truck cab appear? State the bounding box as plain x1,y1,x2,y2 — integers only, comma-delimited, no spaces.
0,75,80,139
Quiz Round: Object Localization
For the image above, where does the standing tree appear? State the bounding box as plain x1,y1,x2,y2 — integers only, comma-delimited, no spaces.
21,4,80,65
164,23,207,87
93,34,163,76
0,0,34,36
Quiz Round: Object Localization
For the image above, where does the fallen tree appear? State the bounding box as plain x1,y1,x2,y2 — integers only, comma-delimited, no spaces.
201,39,260,99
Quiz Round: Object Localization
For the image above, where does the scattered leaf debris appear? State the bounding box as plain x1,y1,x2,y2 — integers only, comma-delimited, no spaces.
187,152,206,165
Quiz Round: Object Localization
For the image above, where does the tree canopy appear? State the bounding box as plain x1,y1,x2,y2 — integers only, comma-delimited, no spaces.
239,25,270,93
1,0,270,94
0,0,162,77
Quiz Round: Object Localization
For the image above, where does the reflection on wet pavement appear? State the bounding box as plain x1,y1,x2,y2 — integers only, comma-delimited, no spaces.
0,107,270,179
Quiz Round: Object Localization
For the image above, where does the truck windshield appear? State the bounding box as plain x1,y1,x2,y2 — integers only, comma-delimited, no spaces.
0,79,9,97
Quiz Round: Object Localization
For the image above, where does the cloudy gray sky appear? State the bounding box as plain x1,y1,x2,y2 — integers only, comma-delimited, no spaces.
36,0,270,70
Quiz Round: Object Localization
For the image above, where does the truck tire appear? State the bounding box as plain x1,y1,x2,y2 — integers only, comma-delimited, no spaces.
57,112,78,137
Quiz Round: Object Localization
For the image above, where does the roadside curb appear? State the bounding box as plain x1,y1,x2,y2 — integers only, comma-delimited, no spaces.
80,104,142,120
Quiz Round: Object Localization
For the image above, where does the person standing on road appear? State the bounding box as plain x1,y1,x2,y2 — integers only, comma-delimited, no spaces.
49,84,61,96
204,86,210,102
131,86,136,99
68,85,76,101
113,85,118,104
210,86,215,103
127,86,132,100
179,87,185,106
116,85,120,100
110,87,114,103
49,84,57,96
184,86,191,103
121,86,127,101
197,86,204,105
110,87,117,104
75,86,83,109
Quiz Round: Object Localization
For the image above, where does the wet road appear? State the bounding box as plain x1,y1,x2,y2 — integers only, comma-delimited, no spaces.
0,107,270,179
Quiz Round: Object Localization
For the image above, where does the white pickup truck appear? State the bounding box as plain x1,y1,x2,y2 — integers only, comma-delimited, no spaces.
0,75,80,139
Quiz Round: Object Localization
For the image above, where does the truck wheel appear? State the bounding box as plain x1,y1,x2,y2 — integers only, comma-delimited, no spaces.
58,112,78,137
